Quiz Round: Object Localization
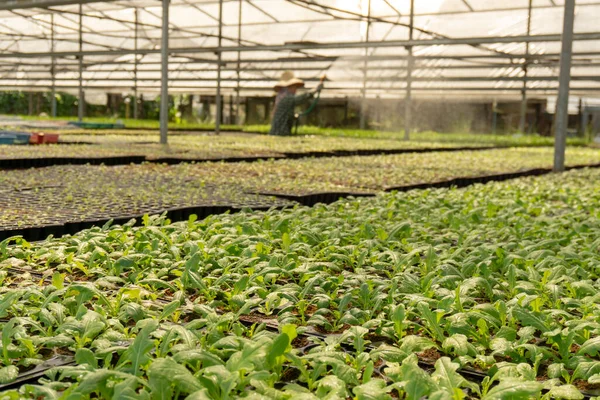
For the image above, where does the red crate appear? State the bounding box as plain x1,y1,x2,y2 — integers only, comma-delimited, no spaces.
30,132,60,144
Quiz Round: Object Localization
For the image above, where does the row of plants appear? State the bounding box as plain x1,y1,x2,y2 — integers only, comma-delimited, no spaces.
176,147,600,194
1,167,600,398
0,134,493,163
61,133,486,153
1,147,599,231
0,164,291,231
242,126,593,147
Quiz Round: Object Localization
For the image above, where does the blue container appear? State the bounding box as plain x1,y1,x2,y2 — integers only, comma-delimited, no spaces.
0,131,32,145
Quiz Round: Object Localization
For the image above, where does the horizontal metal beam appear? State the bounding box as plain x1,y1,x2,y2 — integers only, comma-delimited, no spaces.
5,75,600,83
6,62,600,73
2,84,599,93
5,0,600,19
1,52,599,66
1,32,599,59
0,0,118,10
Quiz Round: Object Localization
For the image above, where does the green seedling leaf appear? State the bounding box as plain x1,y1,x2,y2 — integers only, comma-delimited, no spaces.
66,369,140,398
185,389,212,400
148,357,204,399
267,333,291,368
400,355,436,400
573,362,600,381
0,365,18,384
160,300,181,321
52,272,65,289
173,350,224,368
0,292,22,319
315,375,347,398
75,348,98,369
432,357,480,397
417,303,446,343
117,319,158,376
546,385,584,400
442,334,470,357
512,307,551,334
482,378,542,400
353,379,391,400
113,377,150,400
578,337,600,357
2,318,17,365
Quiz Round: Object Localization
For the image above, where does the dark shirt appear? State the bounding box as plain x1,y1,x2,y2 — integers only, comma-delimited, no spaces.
269,87,321,136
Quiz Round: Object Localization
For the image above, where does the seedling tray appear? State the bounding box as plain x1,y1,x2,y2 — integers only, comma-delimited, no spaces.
68,122,125,129
0,202,294,242
0,143,506,170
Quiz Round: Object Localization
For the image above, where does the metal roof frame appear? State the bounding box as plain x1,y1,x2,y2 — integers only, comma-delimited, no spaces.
0,0,594,167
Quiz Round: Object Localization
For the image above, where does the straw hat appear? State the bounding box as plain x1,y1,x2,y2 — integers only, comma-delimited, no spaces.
274,71,305,90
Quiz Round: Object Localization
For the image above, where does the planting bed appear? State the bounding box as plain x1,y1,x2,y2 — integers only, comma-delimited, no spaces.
178,147,600,195
0,134,502,169
0,164,294,241
2,147,600,241
1,168,600,398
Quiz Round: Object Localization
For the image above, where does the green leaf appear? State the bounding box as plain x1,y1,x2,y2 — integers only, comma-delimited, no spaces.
578,337,600,357
282,232,291,251
281,325,297,349
442,334,470,357
148,358,204,398
417,303,446,343
0,365,18,384
66,369,140,398
482,379,542,400
512,307,551,334
546,385,584,400
547,364,566,379
573,362,600,381
117,319,158,376
267,333,291,368
399,335,437,354
173,350,224,368
315,375,347,398
400,355,435,400
159,300,181,321
2,318,17,364
184,389,212,400
75,348,98,369
0,291,22,319
113,377,149,400
353,379,391,400
225,340,268,373
432,357,479,396
52,272,65,290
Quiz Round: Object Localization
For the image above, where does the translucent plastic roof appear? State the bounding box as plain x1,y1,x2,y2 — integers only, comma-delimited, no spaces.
0,0,599,100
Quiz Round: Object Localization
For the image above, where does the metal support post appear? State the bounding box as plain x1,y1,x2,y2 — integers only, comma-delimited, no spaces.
235,0,242,125
404,0,415,140
78,3,84,122
519,0,533,133
160,0,169,144
215,0,224,134
359,0,371,130
133,8,139,120
553,0,576,172
50,13,57,118
492,99,498,134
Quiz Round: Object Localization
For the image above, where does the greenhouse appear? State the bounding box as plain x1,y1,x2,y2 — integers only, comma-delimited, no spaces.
1,0,600,398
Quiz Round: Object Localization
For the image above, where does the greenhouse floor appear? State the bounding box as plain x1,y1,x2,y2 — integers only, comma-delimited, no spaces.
1,136,600,398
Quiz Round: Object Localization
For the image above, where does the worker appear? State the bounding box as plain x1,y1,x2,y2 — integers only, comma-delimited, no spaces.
269,71,325,136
